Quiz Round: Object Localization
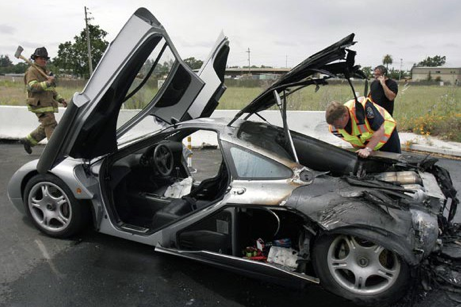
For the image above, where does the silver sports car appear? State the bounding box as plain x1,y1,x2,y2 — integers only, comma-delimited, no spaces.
8,7,460,306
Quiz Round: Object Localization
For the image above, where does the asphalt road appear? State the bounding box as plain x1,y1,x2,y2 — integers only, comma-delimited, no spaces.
1,142,461,307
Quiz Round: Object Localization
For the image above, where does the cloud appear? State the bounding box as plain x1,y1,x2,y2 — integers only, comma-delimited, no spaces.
443,43,459,48
407,44,426,49
0,24,15,34
1,0,461,69
274,40,299,47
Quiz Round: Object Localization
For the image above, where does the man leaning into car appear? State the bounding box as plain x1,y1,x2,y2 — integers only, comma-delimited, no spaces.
325,97,401,158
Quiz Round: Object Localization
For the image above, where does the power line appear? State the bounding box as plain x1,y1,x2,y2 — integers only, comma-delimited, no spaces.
246,48,251,74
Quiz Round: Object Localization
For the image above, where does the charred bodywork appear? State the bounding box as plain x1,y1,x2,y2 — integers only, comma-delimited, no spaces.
7,7,460,306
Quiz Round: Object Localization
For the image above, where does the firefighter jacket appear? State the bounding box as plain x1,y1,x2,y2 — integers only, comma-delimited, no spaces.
329,97,396,151
24,65,64,113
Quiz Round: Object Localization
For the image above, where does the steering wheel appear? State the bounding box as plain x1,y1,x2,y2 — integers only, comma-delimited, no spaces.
153,144,174,176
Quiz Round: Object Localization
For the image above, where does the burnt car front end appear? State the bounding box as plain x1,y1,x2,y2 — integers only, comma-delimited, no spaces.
288,151,458,263
228,117,459,305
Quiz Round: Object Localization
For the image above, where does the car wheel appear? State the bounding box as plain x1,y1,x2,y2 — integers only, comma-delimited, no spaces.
312,234,410,305
24,174,89,238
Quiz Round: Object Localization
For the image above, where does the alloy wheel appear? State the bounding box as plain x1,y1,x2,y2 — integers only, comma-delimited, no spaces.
326,235,401,295
27,181,72,233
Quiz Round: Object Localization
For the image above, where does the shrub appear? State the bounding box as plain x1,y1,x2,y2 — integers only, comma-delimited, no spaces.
400,88,461,141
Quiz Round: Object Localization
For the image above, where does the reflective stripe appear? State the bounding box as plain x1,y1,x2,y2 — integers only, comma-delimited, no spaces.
27,105,58,113
26,134,39,145
329,126,343,138
357,124,367,133
40,81,48,90
27,80,38,92
27,80,49,92
333,132,342,137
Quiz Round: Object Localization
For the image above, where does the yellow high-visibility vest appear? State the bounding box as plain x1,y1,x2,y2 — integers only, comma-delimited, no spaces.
329,97,396,150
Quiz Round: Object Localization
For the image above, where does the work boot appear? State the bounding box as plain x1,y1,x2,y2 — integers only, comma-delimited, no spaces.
21,138,32,154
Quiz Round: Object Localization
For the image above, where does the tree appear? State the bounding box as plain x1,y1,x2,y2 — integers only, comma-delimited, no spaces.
0,55,12,68
0,55,13,74
388,68,405,80
361,66,372,78
184,57,203,70
417,55,446,67
155,59,174,75
10,62,28,74
382,54,393,70
53,24,109,78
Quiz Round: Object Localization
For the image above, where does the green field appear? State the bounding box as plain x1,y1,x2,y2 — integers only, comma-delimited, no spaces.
1,78,460,141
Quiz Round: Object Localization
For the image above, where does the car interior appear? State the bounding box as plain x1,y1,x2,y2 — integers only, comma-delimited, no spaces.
104,129,229,232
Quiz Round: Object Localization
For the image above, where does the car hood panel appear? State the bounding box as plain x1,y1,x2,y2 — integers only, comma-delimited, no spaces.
236,33,356,117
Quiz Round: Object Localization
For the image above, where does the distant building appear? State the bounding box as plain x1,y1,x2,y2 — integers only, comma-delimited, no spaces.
225,67,290,79
411,67,461,84
4,73,24,77
252,74,279,81
0,73,24,82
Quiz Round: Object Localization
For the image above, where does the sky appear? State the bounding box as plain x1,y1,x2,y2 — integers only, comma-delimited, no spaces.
1,0,460,71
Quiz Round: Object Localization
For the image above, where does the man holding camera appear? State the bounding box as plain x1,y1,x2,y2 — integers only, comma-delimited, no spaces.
370,65,398,116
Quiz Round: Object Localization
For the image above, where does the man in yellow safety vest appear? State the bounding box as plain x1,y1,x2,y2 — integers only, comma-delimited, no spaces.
325,97,401,158
21,47,67,154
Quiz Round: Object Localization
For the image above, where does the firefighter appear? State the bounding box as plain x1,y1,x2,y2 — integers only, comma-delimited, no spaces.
325,97,401,158
21,47,67,154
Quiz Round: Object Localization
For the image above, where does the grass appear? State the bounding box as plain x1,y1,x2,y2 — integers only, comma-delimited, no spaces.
393,85,461,141
1,78,460,141
0,79,77,106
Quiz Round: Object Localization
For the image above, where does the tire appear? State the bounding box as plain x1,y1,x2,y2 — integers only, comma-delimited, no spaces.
312,234,410,305
24,174,89,238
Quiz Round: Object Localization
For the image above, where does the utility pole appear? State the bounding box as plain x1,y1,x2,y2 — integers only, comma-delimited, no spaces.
399,58,403,80
246,48,251,75
84,6,93,75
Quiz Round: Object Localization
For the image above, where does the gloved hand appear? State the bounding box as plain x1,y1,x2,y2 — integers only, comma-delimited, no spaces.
46,75,56,87
59,99,68,108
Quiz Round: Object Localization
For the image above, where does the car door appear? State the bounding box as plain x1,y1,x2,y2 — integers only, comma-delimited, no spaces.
37,8,229,174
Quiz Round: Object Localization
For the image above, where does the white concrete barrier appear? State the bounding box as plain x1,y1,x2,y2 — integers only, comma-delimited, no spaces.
0,106,350,148
0,106,65,140
2,106,461,157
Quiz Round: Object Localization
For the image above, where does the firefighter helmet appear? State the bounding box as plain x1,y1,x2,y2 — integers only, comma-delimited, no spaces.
31,47,50,60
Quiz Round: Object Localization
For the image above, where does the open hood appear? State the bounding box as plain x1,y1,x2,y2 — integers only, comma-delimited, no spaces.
230,33,358,124
37,8,229,173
